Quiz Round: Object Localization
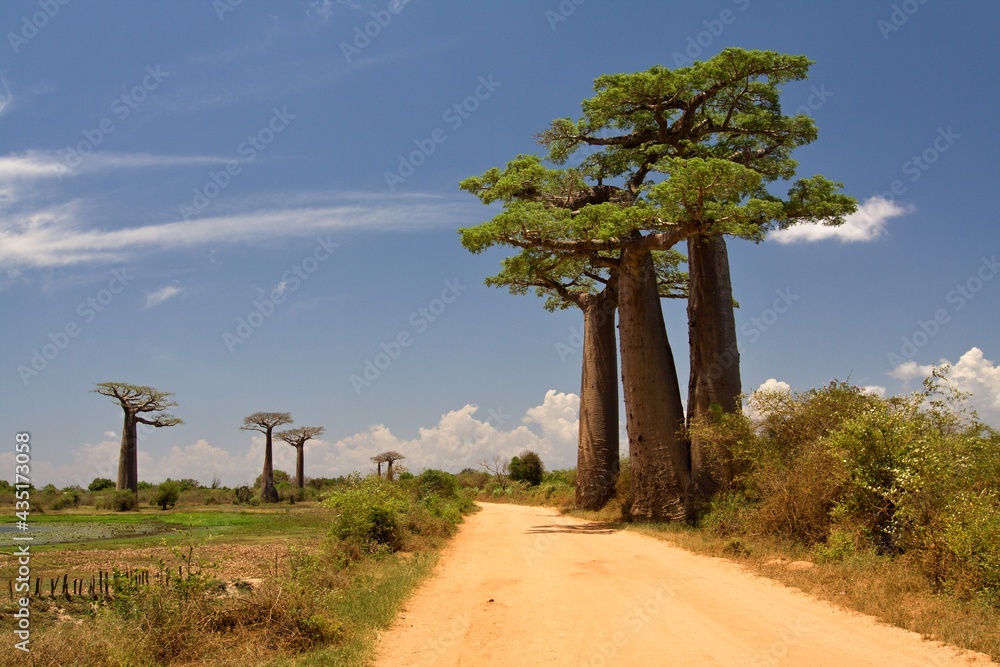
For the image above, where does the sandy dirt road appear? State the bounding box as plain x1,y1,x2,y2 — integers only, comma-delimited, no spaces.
374,503,995,667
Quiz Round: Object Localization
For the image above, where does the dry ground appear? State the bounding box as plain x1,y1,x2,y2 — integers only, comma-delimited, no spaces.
374,502,996,667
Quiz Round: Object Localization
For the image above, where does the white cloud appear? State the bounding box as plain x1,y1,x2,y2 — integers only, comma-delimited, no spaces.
34,392,582,487
0,74,11,117
756,378,791,394
890,347,1000,426
0,150,227,183
861,385,887,398
0,195,474,268
145,285,184,308
769,197,911,244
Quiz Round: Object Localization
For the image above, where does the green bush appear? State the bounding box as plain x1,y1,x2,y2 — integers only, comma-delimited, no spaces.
693,373,1000,607
324,476,409,556
112,490,139,511
89,477,115,492
233,486,253,504
509,450,544,486
154,480,181,510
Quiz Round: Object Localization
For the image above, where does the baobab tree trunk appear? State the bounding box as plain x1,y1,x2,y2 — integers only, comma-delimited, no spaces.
576,287,620,511
261,428,279,503
116,411,139,494
295,445,305,489
686,235,742,495
618,248,691,522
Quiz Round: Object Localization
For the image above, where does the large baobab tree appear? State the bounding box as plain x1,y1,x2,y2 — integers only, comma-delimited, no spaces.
241,412,292,502
462,50,855,520
539,48,856,496
371,453,387,477
92,382,182,494
276,426,324,489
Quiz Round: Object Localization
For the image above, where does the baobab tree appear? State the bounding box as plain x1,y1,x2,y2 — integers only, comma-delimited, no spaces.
241,412,292,502
371,452,387,477
462,217,684,510
374,451,405,481
538,48,857,496
461,50,856,520
276,426,324,488
92,382,182,494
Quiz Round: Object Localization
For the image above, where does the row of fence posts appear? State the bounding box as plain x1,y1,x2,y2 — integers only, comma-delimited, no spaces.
6,566,187,601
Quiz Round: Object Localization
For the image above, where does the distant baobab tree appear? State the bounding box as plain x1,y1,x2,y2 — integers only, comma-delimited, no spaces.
93,382,182,494
373,451,405,480
276,426,325,488
241,412,292,502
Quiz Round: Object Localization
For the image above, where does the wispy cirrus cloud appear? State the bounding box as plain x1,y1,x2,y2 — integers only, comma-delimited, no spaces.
0,193,474,268
145,284,185,308
769,196,912,244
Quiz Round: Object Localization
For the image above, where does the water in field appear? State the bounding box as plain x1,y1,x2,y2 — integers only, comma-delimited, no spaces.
0,520,168,545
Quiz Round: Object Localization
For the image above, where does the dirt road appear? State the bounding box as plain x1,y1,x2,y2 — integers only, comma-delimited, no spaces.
375,503,994,666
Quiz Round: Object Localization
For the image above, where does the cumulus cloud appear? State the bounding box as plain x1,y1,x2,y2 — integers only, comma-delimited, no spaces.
769,197,911,245
890,347,1000,426
34,391,583,487
756,378,791,394
145,285,184,308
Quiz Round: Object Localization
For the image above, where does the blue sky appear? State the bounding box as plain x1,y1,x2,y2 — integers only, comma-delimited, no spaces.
1,0,998,487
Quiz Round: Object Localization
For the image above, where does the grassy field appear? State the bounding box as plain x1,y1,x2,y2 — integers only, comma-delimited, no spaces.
2,477,474,667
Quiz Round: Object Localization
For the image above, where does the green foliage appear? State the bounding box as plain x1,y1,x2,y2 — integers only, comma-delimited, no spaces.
417,469,458,498
112,489,139,512
154,480,181,510
509,450,545,486
89,477,115,492
693,373,1000,607
324,476,410,557
254,469,291,488
233,485,253,504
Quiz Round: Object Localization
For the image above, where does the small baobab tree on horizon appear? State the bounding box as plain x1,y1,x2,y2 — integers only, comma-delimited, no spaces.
93,382,182,494
241,411,292,503
276,426,325,489
372,451,405,481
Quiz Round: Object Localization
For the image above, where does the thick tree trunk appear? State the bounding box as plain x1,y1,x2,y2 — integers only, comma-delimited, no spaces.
575,287,620,510
116,411,139,494
295,445,305,489
261,428,279,503
618,248,691,522
686,235,742,495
